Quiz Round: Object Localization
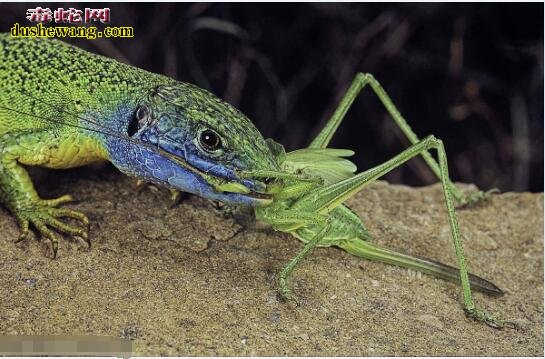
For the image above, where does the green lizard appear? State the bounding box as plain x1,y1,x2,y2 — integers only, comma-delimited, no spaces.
0,35,504,327
0,34,281,255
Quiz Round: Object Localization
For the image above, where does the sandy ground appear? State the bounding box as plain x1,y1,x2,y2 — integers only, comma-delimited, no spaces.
0,165,543,356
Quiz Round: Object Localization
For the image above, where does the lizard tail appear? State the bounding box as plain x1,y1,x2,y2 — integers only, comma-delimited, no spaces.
339,237,503,296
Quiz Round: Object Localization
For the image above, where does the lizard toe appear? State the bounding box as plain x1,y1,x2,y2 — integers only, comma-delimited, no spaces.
169,189,185,208
135,180,186,207
30,219,61,258
44,216,88,238
14,218,30,243
135,179,160,194
41,194,74,207
50,208,91,248
48,208,91,248
50,208,90,226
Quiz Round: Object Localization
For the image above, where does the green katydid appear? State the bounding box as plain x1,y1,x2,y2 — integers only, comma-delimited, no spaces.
240,73,505,328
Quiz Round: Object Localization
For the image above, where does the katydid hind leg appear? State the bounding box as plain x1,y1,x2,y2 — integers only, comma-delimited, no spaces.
294,135,505,328
308,74,366,149
360,73,498,206
292,135,441,214
339,237,503,296
309,72,495,205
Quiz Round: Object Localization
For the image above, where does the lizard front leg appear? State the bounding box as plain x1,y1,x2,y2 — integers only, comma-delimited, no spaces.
0,131,90,257
135,179,186,207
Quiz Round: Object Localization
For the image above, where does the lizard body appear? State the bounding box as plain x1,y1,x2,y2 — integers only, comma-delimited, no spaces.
0,34,278,255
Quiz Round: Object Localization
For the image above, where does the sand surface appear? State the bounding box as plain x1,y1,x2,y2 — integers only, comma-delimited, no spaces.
0,165,543,356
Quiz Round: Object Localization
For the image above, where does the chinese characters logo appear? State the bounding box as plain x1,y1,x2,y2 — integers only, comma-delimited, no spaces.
26,7,110,24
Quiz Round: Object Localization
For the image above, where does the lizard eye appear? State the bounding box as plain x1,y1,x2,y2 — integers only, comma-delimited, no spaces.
128,105,150,136
198,129,222,153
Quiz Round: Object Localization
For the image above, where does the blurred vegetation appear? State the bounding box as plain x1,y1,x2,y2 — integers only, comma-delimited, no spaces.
1,3,543,192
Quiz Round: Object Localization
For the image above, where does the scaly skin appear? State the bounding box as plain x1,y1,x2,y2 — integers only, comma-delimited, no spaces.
0,34,279,256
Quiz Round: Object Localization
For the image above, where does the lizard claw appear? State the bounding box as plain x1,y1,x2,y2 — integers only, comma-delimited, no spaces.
13,195,90,257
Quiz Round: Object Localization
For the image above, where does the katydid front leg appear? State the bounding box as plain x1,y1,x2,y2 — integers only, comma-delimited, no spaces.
278,223,331,303
278,135,504,328
310,72,498,206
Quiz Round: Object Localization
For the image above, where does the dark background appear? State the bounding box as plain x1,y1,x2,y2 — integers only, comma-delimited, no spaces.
1,3,543,192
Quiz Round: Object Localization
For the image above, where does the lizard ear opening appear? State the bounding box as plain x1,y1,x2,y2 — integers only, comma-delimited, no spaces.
128,105,150,136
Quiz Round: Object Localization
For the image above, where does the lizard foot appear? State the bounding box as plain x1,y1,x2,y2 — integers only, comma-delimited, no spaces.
168,189,185,208
14,195,90,258
135,180,185,208
457,188,500,209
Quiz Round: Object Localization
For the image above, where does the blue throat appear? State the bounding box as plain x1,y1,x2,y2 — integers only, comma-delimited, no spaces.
99,106,266,207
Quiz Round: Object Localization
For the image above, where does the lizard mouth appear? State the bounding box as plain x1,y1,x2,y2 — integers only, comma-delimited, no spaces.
212,178,274,205
155,146,277,205
244,190,273,201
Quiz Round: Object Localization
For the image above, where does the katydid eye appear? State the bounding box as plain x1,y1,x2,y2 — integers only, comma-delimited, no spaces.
199,129,222,152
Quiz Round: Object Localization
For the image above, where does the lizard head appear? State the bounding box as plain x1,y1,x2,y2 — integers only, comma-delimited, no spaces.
107,82,285,207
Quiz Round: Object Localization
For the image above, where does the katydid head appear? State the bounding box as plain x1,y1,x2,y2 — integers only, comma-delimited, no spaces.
106,82,283,206
237,139,326,200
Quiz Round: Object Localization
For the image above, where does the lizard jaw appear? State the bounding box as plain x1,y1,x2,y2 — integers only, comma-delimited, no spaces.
242,190,273,205
212,179,273,205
